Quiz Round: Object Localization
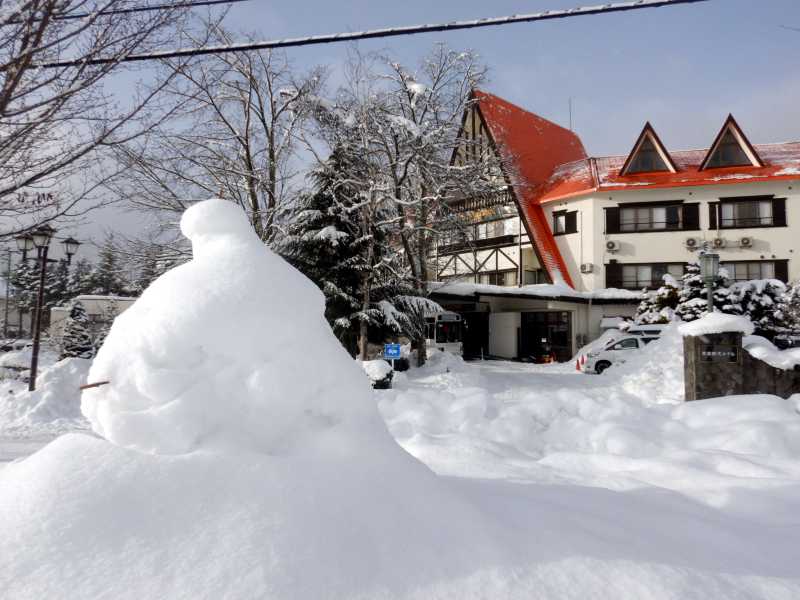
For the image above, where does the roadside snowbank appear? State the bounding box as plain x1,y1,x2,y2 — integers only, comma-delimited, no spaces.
380,331,800,510
744,335,800,370
0,358,90,437
679,312,755,336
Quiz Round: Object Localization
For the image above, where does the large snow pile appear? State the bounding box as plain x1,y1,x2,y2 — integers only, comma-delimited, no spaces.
380,332,800,508
612,324,685,404
0,358,91,436
0,199,504,599
3,200,800,599
679,311,755,336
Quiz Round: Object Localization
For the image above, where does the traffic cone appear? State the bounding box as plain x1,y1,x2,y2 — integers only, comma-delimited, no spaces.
575,358,581,371
581,355,586,366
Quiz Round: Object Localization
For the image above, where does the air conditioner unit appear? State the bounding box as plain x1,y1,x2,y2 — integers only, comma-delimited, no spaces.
605,240,620,253
739,236,754,248
580,263,594,274
684,237,700,250
712,237,727,249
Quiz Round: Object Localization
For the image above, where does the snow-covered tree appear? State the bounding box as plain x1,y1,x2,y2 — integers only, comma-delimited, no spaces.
634,274,680,324
87,235,131,296
731,279,787,337
301,46,503,364
283,147,379,355
778,281,800,331
675,263,707,322
61,302,94,360
0,1,197,241
111,25,323,245
68,258,95,298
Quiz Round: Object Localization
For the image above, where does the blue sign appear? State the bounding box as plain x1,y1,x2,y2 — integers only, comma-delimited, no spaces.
384,343,402,359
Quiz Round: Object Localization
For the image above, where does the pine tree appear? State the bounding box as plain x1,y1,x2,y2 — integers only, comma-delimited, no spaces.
283,146,393,356
732,279,787,337
778,281,800,331
634,289,659,324
68,258,94,298
60,301,94,360
675,263,707,322
87,235,129,296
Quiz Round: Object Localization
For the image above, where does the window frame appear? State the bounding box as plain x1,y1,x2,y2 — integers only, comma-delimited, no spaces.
717,196,778,229
619,203,683,232
619,262,686,290
552,209,578,236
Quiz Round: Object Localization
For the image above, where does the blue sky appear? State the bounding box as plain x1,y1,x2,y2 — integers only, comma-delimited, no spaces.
219,0,800,155
72,0,800,250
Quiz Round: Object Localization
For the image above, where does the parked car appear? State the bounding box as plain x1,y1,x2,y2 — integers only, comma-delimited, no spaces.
773,332,800,350
581,335,659,374
625,324,667,337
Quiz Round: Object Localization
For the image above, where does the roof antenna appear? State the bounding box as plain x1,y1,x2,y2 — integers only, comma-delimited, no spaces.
569,97,573,131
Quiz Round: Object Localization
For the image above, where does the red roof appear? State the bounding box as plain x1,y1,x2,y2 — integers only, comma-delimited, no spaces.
539,142,800,203
473,90,800,289
473,90,586,286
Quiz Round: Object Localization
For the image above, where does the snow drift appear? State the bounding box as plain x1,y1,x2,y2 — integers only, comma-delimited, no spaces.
0,199,506,599
3,200,800,599
0,358,90,436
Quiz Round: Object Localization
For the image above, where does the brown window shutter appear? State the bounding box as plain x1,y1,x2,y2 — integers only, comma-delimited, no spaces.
773,198,787,227
708,202,718,230
775,260,789,283
566,211,578,234
682,203,699,231
605,207,620,234
605,261,623,289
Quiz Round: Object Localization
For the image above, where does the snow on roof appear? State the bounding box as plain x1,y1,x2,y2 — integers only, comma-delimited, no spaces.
678,312,755,337
539,141,800,203
73,295,137,302
473,90,586,288
430,281,640,302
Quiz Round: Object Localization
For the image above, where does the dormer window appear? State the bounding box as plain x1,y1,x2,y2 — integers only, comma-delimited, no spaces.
619,123,677,176
699,115,764,170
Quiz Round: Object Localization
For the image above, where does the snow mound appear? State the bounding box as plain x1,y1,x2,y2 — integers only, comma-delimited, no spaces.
0,199,507,599
611,324,685,404
82,198,379,455
679,312,755,336
0,358,90,436
744,335,800,370
359,359,393,382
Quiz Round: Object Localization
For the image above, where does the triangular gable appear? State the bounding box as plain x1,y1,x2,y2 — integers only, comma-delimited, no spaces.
619,122,677,175
472,90,587,288
452,103,496,167
699,114,764,170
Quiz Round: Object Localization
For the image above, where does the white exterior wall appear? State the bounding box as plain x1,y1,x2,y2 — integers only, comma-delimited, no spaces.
488,312,520,358
543,196,598,292
543,179,800,290
50,295,137,339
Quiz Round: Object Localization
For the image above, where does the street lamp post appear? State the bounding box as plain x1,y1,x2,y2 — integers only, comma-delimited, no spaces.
699,248,720,314
14,234,34,335
17,225,80,392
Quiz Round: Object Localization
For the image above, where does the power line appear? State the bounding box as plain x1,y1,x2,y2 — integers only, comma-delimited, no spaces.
6,0,249,24
37,0,710,68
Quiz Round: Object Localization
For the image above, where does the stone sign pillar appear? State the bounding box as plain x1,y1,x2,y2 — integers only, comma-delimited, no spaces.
683,331,744,401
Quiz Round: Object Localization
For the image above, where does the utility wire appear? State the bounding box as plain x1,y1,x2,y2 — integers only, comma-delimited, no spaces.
6,0,249,24
37,0,709,68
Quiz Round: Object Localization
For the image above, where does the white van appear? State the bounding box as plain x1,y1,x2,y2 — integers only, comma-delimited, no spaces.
581,335,659,374
425,312,463,356
625,323,668,337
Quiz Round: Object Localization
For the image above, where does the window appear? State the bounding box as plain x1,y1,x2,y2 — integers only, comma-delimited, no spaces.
720,200,773,228
479,270,517,286
621,263,684,289
720,261,775,282
705,129,751,169
553,210,577,235
625,136,670,174
475,219,514,240
611,338,639,351
524,269,547,285
620,205,682,232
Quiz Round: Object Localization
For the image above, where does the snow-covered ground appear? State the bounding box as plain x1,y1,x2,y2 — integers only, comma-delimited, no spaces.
2,199,799,599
